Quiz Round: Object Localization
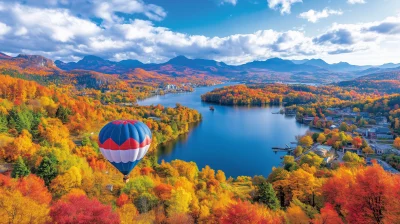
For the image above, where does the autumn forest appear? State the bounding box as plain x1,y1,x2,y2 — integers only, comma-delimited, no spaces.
0,49,400,224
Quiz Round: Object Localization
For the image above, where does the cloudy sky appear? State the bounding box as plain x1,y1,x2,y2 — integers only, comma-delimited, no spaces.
0,0,399,65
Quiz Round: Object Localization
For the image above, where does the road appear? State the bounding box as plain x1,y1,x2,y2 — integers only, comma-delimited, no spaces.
376,159,400,174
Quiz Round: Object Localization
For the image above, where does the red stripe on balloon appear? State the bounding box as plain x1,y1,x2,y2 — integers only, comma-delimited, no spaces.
98,136,151,150
111,120,138,125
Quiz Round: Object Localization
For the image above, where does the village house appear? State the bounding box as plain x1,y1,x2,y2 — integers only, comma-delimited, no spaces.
354,128,368,136
303,116,314,124
367,128,377,139
376,127,393,139
165,84,178,90
314,145,333,157
342,147,362,155
375,116,388,125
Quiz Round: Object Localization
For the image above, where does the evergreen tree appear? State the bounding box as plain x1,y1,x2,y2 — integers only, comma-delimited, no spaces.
11,156,30,178
81,136,92,147
56,105,72,123
31,111,43,139
254,182,280,210
0,113,8,133
8,107,33,133
36,156,58,186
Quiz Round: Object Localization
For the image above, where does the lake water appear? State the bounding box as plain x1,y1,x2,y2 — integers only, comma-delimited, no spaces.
138,83,311,177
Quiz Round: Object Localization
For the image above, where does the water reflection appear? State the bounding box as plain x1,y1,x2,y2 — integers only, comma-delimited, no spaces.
139,84,311,177
158,121,200,158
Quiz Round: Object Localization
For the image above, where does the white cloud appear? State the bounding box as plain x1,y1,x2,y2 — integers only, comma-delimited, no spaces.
93,0,166,23
0,22,10,36
11,4,100,43
267,0,302,14
299,8,343,23
347,0,366,4
14,27,28,36
2,0,167,24
219,0,238,5
0,1,399,65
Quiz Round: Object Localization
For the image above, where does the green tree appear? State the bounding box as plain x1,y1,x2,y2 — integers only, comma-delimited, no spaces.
81,136,92,147
254,182,280,210
0,113,8,133
300,152,323,167
311,133,319,142
343,151,364,166
122,176,155,196
36,156,58,186
134,192,158,214
294,146,304,157
55,105,72,123
8,108,32,133
11,156,30,178
283,156,298,171
171,121,178,134
339,122,348,132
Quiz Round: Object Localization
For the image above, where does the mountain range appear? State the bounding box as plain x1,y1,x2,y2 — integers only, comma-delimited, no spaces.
54,54,400,75
1,52,400,84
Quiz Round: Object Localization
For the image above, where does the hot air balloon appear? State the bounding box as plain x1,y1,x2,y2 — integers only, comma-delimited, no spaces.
98,120,152,182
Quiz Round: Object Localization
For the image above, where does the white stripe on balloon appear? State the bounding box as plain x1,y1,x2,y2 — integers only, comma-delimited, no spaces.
100,145,150,163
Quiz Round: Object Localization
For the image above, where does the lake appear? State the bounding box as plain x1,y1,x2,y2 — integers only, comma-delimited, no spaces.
138,83,311,177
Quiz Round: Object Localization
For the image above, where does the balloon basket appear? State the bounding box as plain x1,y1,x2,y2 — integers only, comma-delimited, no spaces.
123,175,130,183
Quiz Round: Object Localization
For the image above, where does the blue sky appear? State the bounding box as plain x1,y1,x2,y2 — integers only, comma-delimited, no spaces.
0,0,399,65
148,0,400,36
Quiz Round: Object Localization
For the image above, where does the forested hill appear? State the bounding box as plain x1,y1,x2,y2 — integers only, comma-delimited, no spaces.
337,71,400,93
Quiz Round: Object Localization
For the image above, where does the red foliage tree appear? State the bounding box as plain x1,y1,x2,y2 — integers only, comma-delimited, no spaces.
50,195,120,224
116,193,129,207
154,183,174,201
312,203,343,224
345,165,389,223
352,137,363,149
16,174,52,205
220,200,263,224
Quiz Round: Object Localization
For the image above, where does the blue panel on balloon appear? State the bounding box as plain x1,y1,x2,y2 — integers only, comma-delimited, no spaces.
110,160,141,175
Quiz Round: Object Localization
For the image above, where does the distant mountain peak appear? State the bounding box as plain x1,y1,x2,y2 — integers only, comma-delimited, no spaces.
303,59,329,67
335,61,351,65
81,55,106,61
167,55,190,63
16,54,55,68
0,52,11,59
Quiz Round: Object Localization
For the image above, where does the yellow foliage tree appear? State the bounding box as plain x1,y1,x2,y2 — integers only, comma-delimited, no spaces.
167,187,192,216
118,203,138,224
286,204,309,224
0,189,50,224
51,166,82,197
394,137,400,150
299,136,313,148
38,117,72,149
3,129,38,161
317,133,326,144
216,170,226,183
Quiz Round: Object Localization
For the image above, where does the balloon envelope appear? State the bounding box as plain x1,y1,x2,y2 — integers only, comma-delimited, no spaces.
98,120,152,175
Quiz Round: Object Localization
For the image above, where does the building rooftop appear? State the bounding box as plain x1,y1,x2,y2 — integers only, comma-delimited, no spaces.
316,145,332,151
